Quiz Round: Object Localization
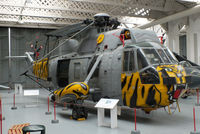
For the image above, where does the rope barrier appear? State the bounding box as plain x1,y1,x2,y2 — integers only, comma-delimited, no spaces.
6,93,179,113
55,101,165,111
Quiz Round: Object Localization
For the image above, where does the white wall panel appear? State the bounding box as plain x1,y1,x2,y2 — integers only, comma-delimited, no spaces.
168,13,200,64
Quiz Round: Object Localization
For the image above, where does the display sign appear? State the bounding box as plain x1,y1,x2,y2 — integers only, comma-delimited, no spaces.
95,98,119,109
24,90,39,96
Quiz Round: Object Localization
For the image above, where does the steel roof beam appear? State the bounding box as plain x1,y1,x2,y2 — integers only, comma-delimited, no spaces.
69,0,171,11
139,4,200,29
0,12,87,20
0,4,149,18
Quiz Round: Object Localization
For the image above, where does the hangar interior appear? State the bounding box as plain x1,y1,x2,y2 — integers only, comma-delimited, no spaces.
0,0,200,134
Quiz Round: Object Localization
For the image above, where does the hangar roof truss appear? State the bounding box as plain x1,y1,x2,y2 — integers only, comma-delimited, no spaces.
0,0,197,28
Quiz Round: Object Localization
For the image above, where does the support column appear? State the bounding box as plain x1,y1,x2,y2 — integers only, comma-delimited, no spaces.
8,28,12,88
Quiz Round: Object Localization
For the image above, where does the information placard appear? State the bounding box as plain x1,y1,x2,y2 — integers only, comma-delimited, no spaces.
95,98,119,109
24,90,39,96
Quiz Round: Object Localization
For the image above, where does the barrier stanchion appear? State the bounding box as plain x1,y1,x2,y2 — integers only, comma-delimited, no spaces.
11,94,17,110
190,107,200,134
131,108,140,134
45,97,52,115
62,102,68,111
196,89,200,106
51,102,59,123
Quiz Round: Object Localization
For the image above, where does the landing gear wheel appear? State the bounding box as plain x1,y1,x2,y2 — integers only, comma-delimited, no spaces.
72,103,88,120
72,107,78,119
164,103,177,115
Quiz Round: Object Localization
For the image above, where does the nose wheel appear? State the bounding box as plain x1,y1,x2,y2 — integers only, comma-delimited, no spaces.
164,101,181,115
71,100,88,121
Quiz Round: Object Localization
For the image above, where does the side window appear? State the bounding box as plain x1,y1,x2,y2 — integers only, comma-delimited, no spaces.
129,51,135,71
74,62,81,80
123,50,135,72
57,59,70,87
137,50,148,70
123,51,129,71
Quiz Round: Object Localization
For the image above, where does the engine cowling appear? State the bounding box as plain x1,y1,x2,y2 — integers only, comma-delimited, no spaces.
53,82,89,102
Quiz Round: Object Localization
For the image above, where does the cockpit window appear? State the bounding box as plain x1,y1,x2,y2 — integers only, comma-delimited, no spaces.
129,51,135,71
123,51,129,71
137,49,148,70
140,67,160,84
157,49,170,63
164,49,178,63
142,49,163,64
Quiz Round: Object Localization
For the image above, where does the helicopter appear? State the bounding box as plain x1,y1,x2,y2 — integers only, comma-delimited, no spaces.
22,13,199,120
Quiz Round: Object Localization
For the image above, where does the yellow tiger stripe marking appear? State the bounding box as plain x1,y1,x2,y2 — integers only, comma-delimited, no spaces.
121,64,187,112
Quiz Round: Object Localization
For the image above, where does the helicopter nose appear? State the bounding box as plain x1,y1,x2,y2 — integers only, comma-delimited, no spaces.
188,75,200,89
185,67,200,89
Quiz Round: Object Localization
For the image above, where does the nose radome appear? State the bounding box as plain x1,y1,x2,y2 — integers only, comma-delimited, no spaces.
185,67,200,89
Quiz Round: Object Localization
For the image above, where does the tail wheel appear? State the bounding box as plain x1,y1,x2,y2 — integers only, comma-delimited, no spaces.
72,107,78,120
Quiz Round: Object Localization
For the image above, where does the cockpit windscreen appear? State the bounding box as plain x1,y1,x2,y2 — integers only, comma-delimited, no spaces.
142,49,163,64
142,48,178,65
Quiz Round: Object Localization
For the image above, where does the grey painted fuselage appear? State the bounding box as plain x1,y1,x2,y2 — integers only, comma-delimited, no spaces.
48,28,162,104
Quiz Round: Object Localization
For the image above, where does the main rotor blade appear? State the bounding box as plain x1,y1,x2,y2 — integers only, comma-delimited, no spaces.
19,21,94,76
0,85,10,89
46,23,86,37
39,21,94,61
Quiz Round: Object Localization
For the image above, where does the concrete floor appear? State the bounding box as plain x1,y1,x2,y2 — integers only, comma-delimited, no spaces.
0,88,200,134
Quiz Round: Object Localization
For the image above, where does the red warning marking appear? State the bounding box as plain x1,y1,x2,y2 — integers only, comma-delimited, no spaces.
8,123,30,134
111,30,125,47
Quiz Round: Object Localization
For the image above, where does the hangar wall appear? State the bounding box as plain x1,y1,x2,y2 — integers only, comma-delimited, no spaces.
168,13,200,64
0,27,53,88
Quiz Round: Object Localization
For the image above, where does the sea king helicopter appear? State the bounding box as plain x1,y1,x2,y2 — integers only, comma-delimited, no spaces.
22,13,200,120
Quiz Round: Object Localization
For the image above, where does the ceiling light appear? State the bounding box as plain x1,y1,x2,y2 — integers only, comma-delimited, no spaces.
177,0,200,3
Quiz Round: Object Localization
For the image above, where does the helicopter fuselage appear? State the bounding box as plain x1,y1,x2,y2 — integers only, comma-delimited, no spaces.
32,28,190,113
37,28,189,113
